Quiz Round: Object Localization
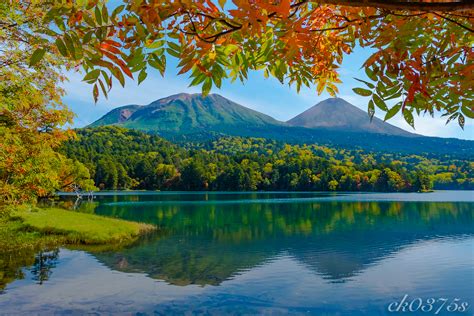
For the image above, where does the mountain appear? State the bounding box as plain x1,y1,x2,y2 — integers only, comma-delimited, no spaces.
89,93,474,157
90,93,282,133
287,98,412,137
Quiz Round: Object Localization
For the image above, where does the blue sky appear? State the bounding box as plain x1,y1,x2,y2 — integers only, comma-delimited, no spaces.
63,46,473,140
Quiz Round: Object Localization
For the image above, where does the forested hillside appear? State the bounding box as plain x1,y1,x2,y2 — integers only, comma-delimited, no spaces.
61,127,474,192
89,94,474,157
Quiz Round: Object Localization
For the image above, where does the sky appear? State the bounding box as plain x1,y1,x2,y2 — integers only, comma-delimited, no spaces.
62,46,474,140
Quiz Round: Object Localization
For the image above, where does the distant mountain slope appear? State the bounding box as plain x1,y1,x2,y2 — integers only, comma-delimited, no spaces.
287,98,412,137
88,93,474,157
90,93,282,133
89,104,142,127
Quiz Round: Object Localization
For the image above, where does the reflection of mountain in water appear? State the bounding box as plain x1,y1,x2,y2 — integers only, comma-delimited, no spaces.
93,201,474,286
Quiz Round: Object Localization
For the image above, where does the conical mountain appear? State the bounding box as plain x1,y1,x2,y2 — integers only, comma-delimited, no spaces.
90,93,282,133
88,93,474,156
287,98,413,136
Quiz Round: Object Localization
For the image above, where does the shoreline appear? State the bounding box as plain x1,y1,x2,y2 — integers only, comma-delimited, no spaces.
0,206,156,253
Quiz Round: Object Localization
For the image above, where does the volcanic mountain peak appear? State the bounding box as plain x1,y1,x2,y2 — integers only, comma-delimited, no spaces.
90,93,282,132
287,98,413,137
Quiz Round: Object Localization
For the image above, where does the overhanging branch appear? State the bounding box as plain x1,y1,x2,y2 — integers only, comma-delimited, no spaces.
312,0,474,12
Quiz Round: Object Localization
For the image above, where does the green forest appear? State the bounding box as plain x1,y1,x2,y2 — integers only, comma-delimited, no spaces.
61,126,474,192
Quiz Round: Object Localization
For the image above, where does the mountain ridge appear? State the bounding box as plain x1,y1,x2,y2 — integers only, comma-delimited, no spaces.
90,93,283,132
88,93,473,156
91,93,411,136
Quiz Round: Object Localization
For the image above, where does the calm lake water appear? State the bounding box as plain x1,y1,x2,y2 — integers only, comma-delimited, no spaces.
1,191,473,315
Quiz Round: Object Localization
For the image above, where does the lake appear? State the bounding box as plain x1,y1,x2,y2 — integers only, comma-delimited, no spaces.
1,191,473,315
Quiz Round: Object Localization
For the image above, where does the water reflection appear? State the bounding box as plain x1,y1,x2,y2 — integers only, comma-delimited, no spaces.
2,192,473,314
0,248,59,293
29,250,60,285
89,200,472,286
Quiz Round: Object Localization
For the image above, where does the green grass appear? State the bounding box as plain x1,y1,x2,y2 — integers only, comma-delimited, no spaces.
13,207,155,244
0,215,64,253
0,206,156,252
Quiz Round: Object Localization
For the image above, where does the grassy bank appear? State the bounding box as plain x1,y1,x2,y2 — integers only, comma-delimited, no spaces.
0,206,155,252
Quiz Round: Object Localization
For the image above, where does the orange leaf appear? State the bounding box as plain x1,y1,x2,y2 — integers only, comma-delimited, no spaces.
100,43,121,55
101,50,133,78
103,39,122,47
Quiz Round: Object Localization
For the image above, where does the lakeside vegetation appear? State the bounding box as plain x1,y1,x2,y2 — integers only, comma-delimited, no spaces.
0,206,154,293
0,205,155,253
62,126,473,193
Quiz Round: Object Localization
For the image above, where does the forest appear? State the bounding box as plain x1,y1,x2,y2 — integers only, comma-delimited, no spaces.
61,126,474,192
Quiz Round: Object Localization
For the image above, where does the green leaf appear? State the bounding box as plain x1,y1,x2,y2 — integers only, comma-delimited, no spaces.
93,83,99,103
218,0,226,8
202,78,212,96
110,66,125,87
445,112,459,125
403,109,415,129
149,57,165,75
385,103,402,121
55,38,68,57
138,69,147,85
29,48,46,67
83,69,101,83
353,88,372,97
213,72,222,88
112,5,125,19
384,91,402,101
95,6,102,25
83,13,96,27
365,67,377,81
98,78,108,98
373,94,388,111
168,41,181,52
70,32,83,59
458,114,465,129
63,33,76,59
189,73,207,87
354,78,374,89
166,48,180,58
168,32,180,39
461,105,474,119
368,100,375,121
83,31,93,44
145,39,163,49
102,5,109,23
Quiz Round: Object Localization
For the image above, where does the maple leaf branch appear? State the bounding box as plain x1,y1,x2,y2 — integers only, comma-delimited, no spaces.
432,12,474,32
178,1,473,43
312,0,474,12
182,11,243,43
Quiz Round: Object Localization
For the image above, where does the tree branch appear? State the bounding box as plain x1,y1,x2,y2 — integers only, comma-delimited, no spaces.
432,12,474,32
312,0,474,11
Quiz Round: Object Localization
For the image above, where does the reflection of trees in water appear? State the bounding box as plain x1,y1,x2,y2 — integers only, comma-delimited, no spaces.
0,248,60,293
42,197,474,244
2,199,472,293
94,202,473,286
29,249,60,285
91,201,473,242
0,252,29,294
39,197,99,214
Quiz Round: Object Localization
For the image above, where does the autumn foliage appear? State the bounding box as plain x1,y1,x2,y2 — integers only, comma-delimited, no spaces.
0,1,95,205
0,1,473,206
6,0,471,128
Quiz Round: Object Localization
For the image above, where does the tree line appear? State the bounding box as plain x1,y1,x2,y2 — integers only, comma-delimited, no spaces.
61,126,473,192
